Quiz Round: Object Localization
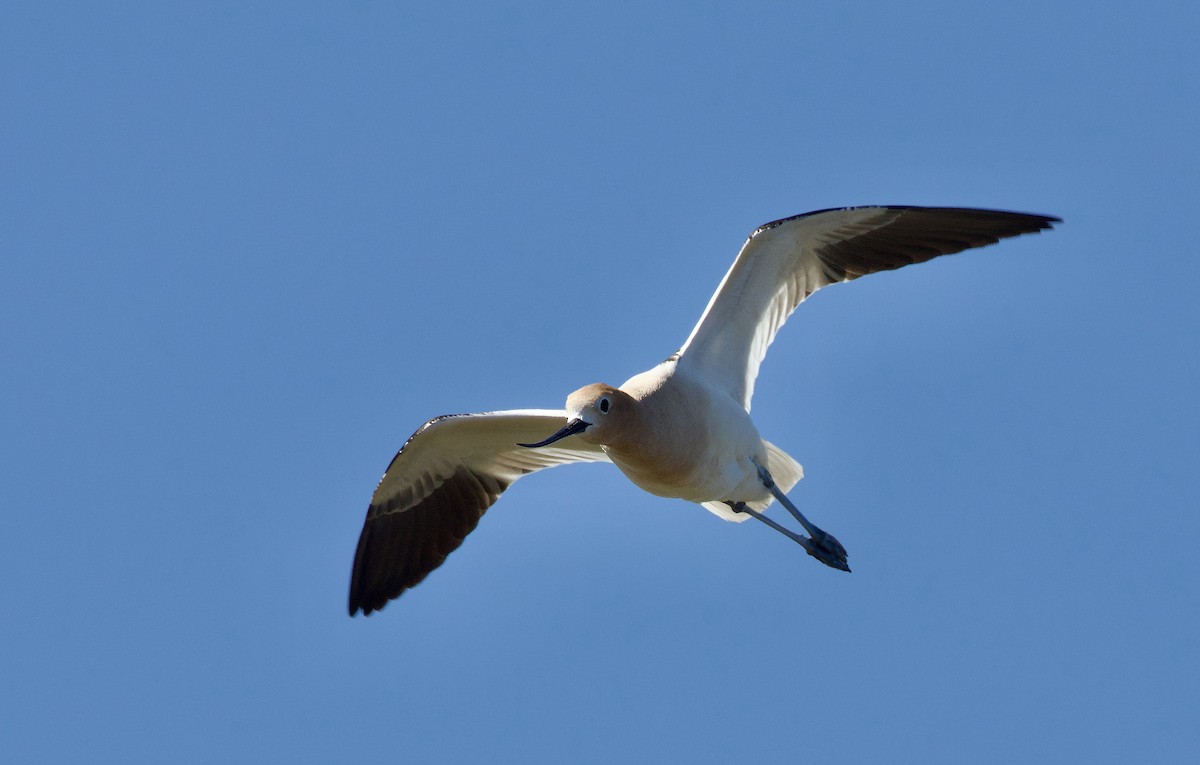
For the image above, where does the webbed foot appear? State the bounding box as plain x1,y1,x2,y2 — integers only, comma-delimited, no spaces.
803,527,850,572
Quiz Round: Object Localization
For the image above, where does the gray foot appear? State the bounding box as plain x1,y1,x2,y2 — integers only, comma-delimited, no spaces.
805,527,850,572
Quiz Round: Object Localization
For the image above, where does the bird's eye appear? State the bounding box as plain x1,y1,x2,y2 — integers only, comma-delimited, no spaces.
598,397,610,414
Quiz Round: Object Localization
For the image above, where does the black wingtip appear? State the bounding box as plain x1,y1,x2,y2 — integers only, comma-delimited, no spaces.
348,594,384,617
1026,212,1062,229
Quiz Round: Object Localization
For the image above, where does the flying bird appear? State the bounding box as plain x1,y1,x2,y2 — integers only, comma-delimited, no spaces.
349,205,1059,616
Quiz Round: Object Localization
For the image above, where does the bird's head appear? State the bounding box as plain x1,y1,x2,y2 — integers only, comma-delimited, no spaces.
518,383,631,448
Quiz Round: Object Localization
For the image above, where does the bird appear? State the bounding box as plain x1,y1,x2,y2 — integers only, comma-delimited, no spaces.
348,205,1059,616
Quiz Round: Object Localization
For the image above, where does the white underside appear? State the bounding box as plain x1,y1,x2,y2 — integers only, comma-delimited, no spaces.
608,360,805,523
700,439,804,521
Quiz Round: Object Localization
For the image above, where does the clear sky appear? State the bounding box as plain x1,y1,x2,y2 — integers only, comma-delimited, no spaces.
3,2,1198,763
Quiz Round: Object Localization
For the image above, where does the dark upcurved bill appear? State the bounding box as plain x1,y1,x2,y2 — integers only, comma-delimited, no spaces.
517,418,590,448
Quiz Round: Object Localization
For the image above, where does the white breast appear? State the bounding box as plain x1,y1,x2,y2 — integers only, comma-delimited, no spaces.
607,361,770,505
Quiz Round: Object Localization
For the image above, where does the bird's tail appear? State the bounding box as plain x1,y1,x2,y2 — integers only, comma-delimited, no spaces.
701,440,803,521
762,439,804,494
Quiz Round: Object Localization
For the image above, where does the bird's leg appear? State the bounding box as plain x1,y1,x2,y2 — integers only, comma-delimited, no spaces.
727,501,818,552
761,466,849,571
731,462,851,572
729,498,851,572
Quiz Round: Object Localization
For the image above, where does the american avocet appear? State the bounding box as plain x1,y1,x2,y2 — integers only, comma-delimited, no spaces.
349,206,1059,615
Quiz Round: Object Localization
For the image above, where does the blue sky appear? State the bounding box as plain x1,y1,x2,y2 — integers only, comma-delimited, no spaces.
3,2,1198,762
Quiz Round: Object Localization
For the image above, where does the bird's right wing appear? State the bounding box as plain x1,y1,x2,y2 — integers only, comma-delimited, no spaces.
348,410,610,615
677,206,1060,410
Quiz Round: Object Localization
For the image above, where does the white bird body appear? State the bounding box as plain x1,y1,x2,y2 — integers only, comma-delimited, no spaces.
580,358,790,512
349,205,1059,616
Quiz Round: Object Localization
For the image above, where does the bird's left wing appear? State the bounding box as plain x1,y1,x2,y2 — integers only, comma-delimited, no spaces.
677,206,1060,410
349,410,609,615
